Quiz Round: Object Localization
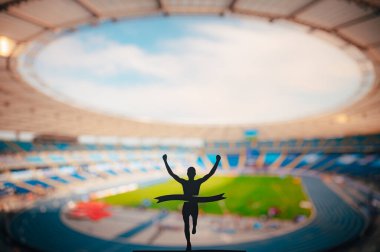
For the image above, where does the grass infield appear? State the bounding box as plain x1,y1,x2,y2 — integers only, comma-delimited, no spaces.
99,175,311,220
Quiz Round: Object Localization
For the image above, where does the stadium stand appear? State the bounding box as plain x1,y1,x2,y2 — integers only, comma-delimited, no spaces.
1,134,379,198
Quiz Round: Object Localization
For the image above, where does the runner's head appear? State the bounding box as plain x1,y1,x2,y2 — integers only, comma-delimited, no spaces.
187,167,196,179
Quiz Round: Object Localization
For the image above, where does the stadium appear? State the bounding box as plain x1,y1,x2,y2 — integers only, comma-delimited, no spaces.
0,0,380,251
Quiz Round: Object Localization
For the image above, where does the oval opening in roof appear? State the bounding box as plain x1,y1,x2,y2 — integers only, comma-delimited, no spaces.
31,16,364,125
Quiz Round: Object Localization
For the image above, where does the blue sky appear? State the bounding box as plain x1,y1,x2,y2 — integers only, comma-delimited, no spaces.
34,16,361,125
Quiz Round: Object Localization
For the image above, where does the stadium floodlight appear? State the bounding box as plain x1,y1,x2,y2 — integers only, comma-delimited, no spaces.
0,36,16,57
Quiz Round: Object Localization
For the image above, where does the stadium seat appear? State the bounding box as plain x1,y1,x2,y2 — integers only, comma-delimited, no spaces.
226,153,240,169
24,179,53,189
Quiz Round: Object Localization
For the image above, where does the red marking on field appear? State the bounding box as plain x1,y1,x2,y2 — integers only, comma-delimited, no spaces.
68,201,111,221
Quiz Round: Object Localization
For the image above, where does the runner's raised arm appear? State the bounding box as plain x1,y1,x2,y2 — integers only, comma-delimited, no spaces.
163,154,183,183
198,155,221,183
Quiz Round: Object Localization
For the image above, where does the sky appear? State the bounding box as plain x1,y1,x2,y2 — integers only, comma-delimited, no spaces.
34,16,361,125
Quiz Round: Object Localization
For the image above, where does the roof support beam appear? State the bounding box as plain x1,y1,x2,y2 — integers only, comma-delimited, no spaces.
157,0,168,16
7,10,52,30
288,0,322,18
0,0,28,12
74,0,101,19
228,0,238,11
368,41,380,48
157,0,163,9
333,10,380,30
232,8,282,21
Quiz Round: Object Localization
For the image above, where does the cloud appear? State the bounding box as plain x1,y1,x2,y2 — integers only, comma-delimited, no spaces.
34,17,361,125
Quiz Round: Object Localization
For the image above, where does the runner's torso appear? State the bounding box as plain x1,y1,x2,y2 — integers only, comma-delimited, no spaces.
181,179,202,197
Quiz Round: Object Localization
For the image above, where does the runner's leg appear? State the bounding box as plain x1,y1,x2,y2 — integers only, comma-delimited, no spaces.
182,203,191,250
191,203,198,234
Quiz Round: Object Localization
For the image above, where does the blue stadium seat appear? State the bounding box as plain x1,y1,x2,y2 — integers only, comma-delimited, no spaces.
294,154,322,169
55,142,70,151
226,153,239,169
71,173,86,181
2,181,30,194
247,149,260,162
108,152,120,161
25,156,44,164
89,153,103,162
105,169,118,176
85,144,97,150
206,154,222,168
196,156,206,169
263,152,281,166
279,153,300,168
49,154,66,163
0,141,9,153
24,179,53,188
15,141,34,152
140,167,148,173
49,176,69,184
309,154,340,170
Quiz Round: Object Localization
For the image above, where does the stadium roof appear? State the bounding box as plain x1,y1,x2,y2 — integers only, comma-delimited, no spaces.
0,0,379,140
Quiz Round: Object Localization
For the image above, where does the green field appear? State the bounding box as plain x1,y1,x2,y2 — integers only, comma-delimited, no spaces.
100,175,311,220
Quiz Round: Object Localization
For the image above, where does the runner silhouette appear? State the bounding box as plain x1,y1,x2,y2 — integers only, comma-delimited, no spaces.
160,154,222,251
